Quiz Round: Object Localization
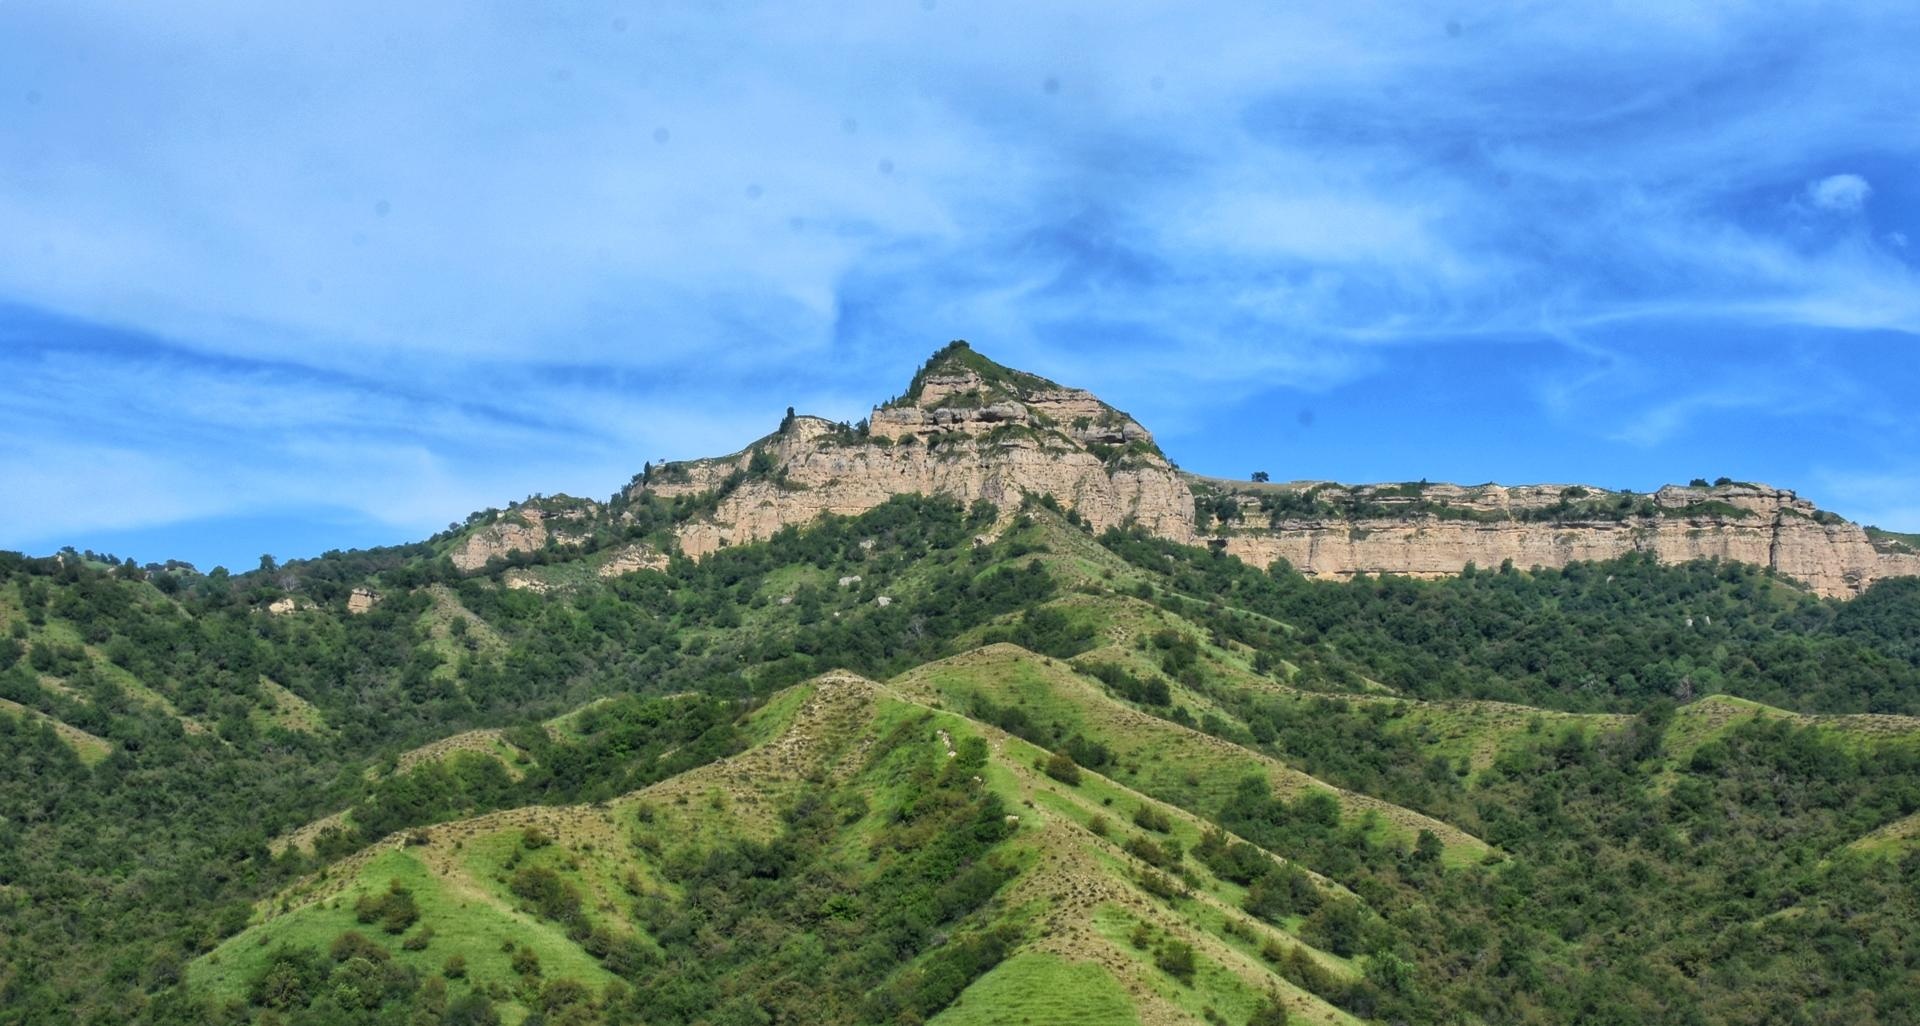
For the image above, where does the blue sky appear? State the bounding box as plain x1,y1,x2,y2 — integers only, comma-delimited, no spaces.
2,1,1917,570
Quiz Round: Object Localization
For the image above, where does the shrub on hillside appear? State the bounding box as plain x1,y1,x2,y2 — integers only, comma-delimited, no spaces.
353,880,419,935
1156,940,1196,984
1042,751,1081,785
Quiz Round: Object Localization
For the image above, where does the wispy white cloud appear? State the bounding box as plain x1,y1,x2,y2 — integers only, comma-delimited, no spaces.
1806,173,1872,214
4,0,1920,552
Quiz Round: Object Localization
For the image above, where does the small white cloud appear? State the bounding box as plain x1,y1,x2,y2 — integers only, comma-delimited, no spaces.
1888,231,1909,249
1806,173,1872,213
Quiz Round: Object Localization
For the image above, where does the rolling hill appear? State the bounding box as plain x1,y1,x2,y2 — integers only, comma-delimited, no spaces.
4,345,1920,1026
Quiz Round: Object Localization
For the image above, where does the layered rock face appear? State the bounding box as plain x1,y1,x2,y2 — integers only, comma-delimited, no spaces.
597,543,670,577
451,511,550,572
445,344,1914,599
631,351,1195,558
1210,481,1917,599
449,501,601,572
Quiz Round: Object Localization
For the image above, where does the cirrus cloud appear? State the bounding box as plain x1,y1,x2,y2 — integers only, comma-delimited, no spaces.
1806,173,1872,213
3,1,1919,564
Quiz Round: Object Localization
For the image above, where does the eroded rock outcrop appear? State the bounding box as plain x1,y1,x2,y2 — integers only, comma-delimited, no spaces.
452,512,550,572
602,343,1914,600
449,499,601,572
633,344,1195,558
1205,480,1915,599
596,543,669,578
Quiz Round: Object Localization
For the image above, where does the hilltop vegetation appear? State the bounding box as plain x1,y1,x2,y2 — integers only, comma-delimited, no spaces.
3,488,1920,1025
1098,528,1920,714
886,340,1064,408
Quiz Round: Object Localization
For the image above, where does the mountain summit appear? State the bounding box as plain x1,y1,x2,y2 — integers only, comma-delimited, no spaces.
630,341,1197,556
448,342,1918,598
11,349,1920,1026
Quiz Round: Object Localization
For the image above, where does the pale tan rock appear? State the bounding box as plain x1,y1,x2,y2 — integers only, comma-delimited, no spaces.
451,510,549,572
346,587,379,614
448,499,603,573
635,365,1194,560
596,543,669,578
625,350,1914,600
502,572,551,593
267,597,301,616
1880,550,1920,585
1213,482,1913,599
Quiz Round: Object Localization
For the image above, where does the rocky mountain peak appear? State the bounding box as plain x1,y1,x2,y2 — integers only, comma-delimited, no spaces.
887,340,1061,406
430,343,1917,599
626,342,1195,557
870,342,1159,452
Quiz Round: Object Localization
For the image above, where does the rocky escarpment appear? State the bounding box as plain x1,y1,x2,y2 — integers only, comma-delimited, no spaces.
1201,480,1920,599
448,500,601,572
629,343,1195,557
441,342,1914,600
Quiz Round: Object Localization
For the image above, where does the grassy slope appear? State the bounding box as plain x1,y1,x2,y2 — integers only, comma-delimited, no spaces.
1012,588,1593,783
416,584,508,688
1657,694,1920,856
190,846,618,1022
1663,693,1920,763
195,511,1920,1021
893,643,1494,866
199,670,1372,1024
956,591,1266,736
253,678,328,735
1037,587,1920,793
386,729,529,780
1840,810,1920,860
0,581,257,738
1864,526,1920,554
1003,511,1161,593
929,953,1139,1026
0,695,111,764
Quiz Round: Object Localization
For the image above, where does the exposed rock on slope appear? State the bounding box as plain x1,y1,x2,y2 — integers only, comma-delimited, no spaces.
596,542,669,577
451,510,550,572
453,342,1914,599
447,498,602,572
631,343,1196,558
1202,479,1920,599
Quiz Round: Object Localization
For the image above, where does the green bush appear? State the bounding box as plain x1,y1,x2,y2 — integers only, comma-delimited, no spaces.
1155,940,1196,984
1043,751,1082,785
353,880,420,935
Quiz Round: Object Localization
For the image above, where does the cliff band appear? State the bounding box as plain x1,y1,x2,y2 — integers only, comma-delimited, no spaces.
456,343,1917,599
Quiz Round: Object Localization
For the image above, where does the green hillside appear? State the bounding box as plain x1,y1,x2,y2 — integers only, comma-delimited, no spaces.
193,671,1368,1025
4,488,1920,1025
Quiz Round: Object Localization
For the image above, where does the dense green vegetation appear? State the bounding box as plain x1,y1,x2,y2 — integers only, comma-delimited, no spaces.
1194,480,1824,531
1195,483,1667,529
1100,528,1920,714
0,496,1051,1025
206,709,1021,1026
619,724,1018,1026
4,490,1920,1026
885,340,1061,408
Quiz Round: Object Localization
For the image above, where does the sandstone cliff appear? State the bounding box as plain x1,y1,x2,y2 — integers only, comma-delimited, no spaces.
1203,479,1919,599
448,499,601,572
451,511,550,572
445,342,1914,600
629,343,1195,557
